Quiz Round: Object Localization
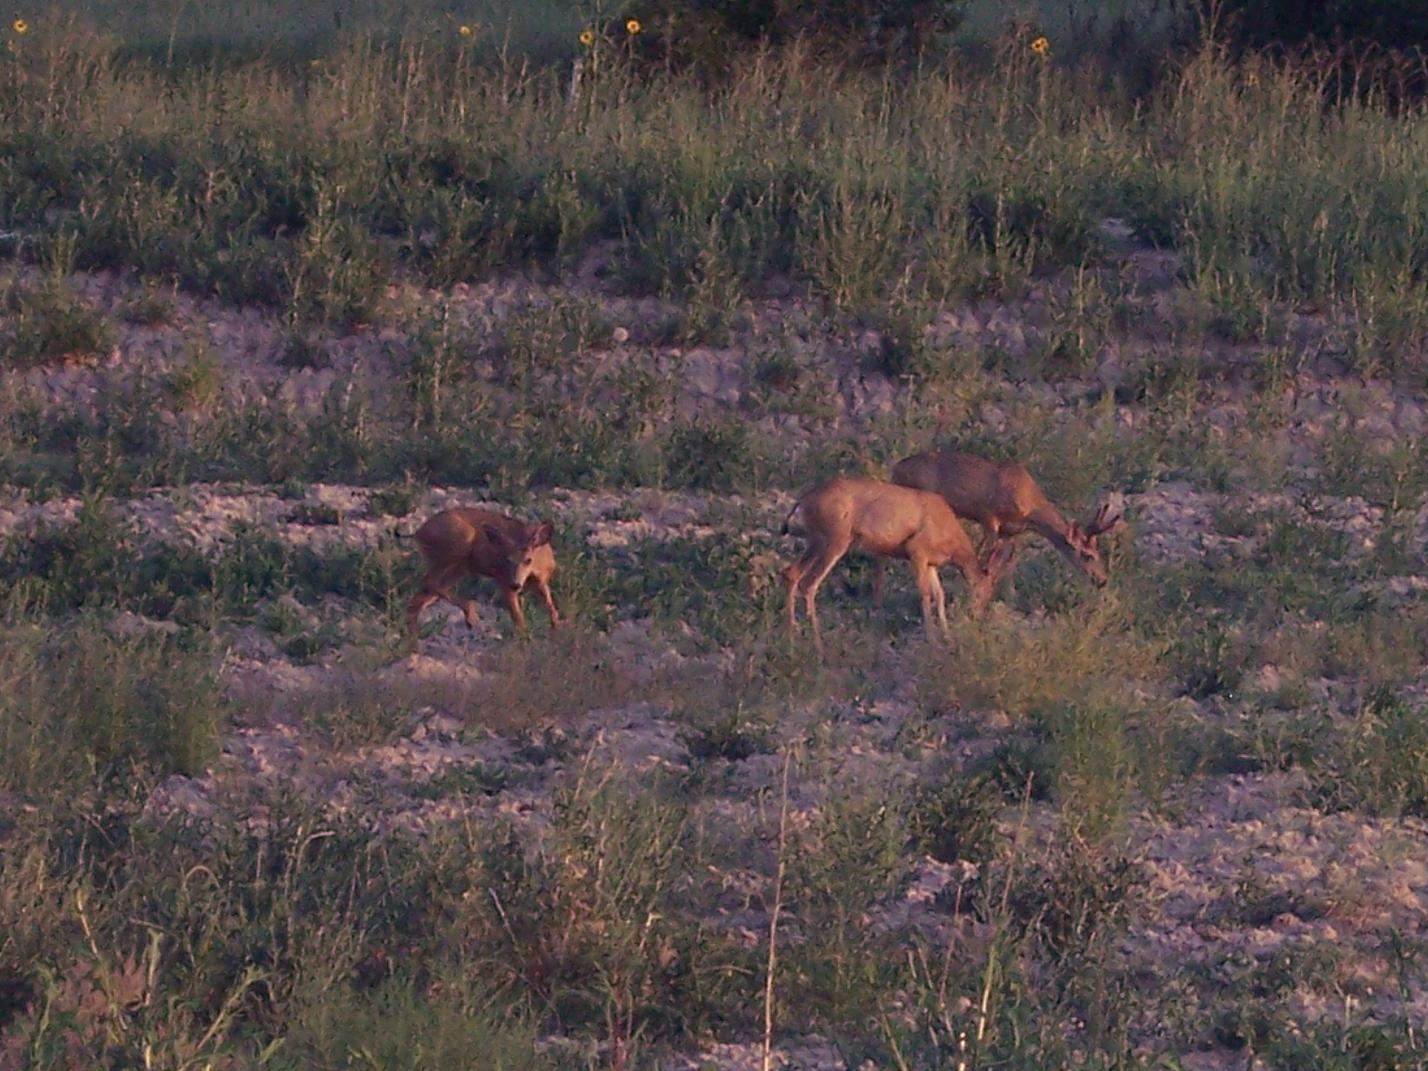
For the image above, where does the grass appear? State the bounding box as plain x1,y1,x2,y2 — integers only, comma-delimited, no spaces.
3,8,1428,1067
0,621,224,804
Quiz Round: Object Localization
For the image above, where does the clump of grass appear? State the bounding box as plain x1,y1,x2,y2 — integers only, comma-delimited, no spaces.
0,621,223,801
458,628,653,729
455,766,743,1053
908,769,1002,866
1310,688,1428,818
0,278,113,369
122,283,178,327
681,704,774,763
163,340,228,412
784,785,908,1027
368,484,422,518
922,596,1164,722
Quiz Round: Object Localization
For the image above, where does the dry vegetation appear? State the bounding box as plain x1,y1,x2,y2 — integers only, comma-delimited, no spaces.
3,3,1428,1069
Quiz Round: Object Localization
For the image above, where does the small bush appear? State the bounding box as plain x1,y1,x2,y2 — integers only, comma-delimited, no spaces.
0,280,113,369
1208,0,1428,54
908,771,1001,865
625,0,967,75
921,596,1165,722
1311,689,1428,818
0,622,223,800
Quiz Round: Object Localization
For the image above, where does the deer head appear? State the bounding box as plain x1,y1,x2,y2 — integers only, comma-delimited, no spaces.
1066,503,1125,588
485,520,555,593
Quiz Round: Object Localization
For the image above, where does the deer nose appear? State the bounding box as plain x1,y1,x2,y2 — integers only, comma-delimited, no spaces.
509,583,523,593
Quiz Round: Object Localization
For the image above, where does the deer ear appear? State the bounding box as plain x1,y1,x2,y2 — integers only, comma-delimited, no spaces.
1085,503,1125,539
483,525,511,551
528,520,554,548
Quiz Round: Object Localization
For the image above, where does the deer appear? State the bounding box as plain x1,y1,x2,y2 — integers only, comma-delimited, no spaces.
880,451,1125,602
780,477,1008,648
405,508,562,639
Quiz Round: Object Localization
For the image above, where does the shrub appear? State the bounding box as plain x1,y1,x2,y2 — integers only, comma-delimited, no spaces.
1207,0,1428,54
624,0,968,76
1311,688,1428,818
0,280,113,369
0,623,223,800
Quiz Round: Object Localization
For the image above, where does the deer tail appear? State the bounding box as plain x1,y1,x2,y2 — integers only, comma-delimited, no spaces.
780,494,805,537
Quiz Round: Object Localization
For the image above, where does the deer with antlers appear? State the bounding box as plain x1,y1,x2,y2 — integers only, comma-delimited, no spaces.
885,451,1125,596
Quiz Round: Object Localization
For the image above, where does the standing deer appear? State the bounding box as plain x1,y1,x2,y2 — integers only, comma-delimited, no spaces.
886,451,1125,594
406,508,562,638
780,477,1005,647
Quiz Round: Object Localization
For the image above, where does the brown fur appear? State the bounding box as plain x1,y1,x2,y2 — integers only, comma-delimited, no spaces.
781,477,1001,647
406,508,561,637
889,451,1124,589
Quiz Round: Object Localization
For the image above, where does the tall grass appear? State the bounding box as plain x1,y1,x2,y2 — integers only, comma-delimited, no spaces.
2,27,1426,350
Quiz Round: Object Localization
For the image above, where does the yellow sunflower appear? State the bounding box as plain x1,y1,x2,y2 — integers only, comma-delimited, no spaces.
625,18,641,35
1030,35,1050,55
12,17,28,34
579,28,595,46
459,23,474,37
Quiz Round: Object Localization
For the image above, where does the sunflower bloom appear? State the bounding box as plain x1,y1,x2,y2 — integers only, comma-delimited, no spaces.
625,18,641,35
579,28,595,46
12,17,28,34
459,23,474,37
1030,35,1050,55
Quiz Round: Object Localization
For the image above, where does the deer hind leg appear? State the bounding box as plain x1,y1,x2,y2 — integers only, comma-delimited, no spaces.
797,541,849,648
408,563,468,635
784,552,813,632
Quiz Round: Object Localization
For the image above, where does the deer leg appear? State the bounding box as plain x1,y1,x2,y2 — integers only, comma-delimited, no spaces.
531,576,563,629
927,564,950,635
500,588,529,635
408,564,466,635
784,554,812,632
909,556,938,636
799,542,848,650
976,526,1001,571
406,590,440,636
989,539,1019,584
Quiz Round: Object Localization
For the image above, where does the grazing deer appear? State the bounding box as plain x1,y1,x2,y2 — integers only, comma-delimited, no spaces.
406,508,562,638
780,477,1004,647
887,451,1125,592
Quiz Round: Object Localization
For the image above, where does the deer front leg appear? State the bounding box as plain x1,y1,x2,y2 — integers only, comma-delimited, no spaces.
501,588,529,635
987,538,1019,588
927,564,950,636
533,577,563,629
910,556,940,637
974,523,1005,570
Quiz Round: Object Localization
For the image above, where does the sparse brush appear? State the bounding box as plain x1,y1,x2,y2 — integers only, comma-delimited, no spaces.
0,621,223,799
164,341,227,413
0,278,113,369
921,595,1165,722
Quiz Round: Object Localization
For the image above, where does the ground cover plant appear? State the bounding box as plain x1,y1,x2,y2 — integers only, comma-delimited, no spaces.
4,3,1428,1068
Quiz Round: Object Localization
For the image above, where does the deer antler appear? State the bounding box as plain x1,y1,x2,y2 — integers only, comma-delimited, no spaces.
1085,502,1125,538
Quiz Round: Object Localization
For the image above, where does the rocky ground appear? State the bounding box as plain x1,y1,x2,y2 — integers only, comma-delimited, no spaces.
5,233,1428,1068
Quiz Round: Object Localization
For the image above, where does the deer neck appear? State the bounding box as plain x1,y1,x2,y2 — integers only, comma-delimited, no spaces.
1027,501,1076,550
